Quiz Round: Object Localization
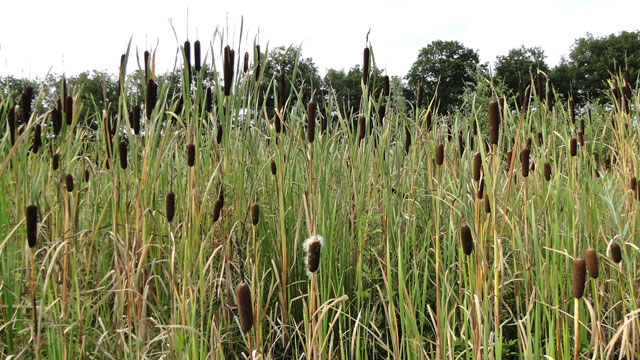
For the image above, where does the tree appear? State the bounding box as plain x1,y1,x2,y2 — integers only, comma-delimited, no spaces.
259,46,323,115
494,46,549,97
405,40,480,113
323,65,384,115
553,31,640,103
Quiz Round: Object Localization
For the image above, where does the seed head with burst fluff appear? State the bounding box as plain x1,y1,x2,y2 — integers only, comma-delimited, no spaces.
303,235,323,276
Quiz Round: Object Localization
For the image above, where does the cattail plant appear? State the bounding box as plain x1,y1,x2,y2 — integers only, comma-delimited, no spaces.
166,192,175,222
131,105,141,135
26,205,38,248
235,282,253,333
520,148,530,177
194,40,201,72
216,123,223,144
31,124,41,154
21,86,33,124
488,101,499,145
631,176,637,191
537,132,543,146
383,75,390,97
186,143,195,167
52,153,60,170
213,198,223,223
570,138,577,157
426,110,432,132
304,235,323,274
585,249,599,278
307,100,316,143
484,194,491,214
65,173,74,192
320,107,327,134
569,98,576,124
473,152,482,182
536,72,544,102
251,203,259,226
358,116,365,141
8,107,17,145
417,82,423,110
544,162,551,181
243,52,249,74
477,178,485,199
65,96,73,125
205,87,212,113
435,143,444,166
183,40,191,82
404,126,411,154
362,48,369,85
84,169,90,182
547,86,553,111
255,45,261,81
578,131,584,147
610,243,622,264
146,79,157,120
573,258,586,298
223,45,235,96
119,141,128,169
144,51,150,83
270,160,277,176
461,225,473,255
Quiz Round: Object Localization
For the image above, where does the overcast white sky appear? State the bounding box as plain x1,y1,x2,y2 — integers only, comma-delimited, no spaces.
1,0,639,80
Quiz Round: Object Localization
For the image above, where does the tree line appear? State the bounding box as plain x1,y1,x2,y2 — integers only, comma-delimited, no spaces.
2,30,638,125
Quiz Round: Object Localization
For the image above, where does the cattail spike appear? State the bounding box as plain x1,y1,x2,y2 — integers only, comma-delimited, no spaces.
305,236,323,273
307,100,316,143
488,101,499,145
435,143,444,166
473,152,482,182
610,243,622,264
251,203,259,226
146,79,157,120
572,258,586,299
520,148,530,177
383,75,390,97
186,143,195,167
270,160,277,176
194,40,201,72
65,96,73,125
65,173,74,192
362,48,370,85
544,162,551,181
119,141,128,169
358,116,365,141
213,199,223,223
52,153,60,170
235,283,253,333
31,124,41,154
243,52,249,74
570,138,577,157
461,225,473,255
585,249,599,279
166,192,175,222
26,205,38,248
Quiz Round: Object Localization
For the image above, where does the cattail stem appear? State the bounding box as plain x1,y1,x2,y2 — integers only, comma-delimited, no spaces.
573,298,580,360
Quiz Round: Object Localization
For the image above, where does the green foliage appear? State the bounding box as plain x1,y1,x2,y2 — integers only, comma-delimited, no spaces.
494,46,549,97
324,65,383,115
405,40,481,113
551,31,640,103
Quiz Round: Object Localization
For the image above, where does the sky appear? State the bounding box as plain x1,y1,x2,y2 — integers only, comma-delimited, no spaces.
1,0,639,80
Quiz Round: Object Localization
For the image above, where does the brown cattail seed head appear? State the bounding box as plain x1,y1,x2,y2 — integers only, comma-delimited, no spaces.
223,45,235,96
51,108,62,136
186,143,195,167
570,138,577,157
488,101,500,145
52,153,60,170
166,192,175,222
213,199,223,223
194,40,201,72
383,75,390,97
585,249,599,279
146,79,157,119
255,45,261,81
65,173,74,192
84,169,90,182
216,123,223,144
520,148,530,178
461,225,473,255
362,48,370,85
569,98,576,124
119,141,128,169
131,105,141,135
243,52,249,74
65,96,73,125
235,283,253,333
404,126,411,154
572,258,586,299
26,205,38,248
578,131,584,147
270,160,277,176
426,110,432,132
184,40,191,82
610,243,622,264
544,162,551,181
306,237,322,273
484,194,491,214
307,100,316,143
31,124,42,153
416,82,423,109
477,178,485,199
251,203,259,226
205,87,213,113
358,116,365,141
435,143,444,166
473,152,482,182
631,176,637,191
21,86,33,124
537,131,543,146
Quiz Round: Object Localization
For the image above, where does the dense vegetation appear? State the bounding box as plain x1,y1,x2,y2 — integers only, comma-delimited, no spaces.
1,27,639,359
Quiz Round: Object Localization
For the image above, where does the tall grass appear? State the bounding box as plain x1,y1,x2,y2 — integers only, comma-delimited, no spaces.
0,27,639,360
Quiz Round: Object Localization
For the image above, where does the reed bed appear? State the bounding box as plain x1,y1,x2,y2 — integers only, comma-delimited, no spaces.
0,27,639,360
